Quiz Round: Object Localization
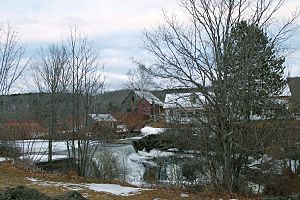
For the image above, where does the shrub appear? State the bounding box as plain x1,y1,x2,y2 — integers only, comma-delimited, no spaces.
0,142,21,159
264,168,300,196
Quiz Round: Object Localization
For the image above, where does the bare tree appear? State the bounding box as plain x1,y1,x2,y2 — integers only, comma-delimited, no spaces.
65,29,105,176
31,29,105,175
141,0,299,192
0,23,28,160
123,62,155,91
33,44,69,93
0,23,28,94
32,43,69,163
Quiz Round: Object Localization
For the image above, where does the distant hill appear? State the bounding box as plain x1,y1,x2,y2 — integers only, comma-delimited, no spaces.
0,88,199,122
0,93,73,122
95,89,131,113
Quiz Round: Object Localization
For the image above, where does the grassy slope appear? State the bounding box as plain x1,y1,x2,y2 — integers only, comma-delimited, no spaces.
0,161,256,200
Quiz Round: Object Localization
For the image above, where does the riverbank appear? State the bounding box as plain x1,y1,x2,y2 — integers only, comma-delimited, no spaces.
0,161,256,200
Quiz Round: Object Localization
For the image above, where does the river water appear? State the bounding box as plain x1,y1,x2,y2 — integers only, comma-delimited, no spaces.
13,140,200,187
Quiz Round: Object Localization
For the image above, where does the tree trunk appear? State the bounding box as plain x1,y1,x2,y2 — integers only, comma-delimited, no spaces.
223,137,233,192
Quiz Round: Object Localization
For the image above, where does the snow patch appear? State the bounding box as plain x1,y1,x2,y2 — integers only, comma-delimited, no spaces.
180,193,189,198
86,183,144,196
0,157,6,162
120,136,143,141
138,149,174,159
248,182,264,194
26,177,147,196
15,140,78,154
140,126,165,136
26,177,39,182
20,154,68,162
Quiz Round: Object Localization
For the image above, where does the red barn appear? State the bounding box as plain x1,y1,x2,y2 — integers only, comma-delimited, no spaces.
122,90,164,122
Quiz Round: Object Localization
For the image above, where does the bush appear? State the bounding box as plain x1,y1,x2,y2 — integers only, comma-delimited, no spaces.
0,142,21,159
264,168,300,196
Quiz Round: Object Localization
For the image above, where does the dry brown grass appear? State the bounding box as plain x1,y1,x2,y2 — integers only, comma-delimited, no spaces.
0,161,258,200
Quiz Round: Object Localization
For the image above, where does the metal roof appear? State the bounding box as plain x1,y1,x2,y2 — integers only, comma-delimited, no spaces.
134,90,163,106
163,92,205,109
89,114,117,122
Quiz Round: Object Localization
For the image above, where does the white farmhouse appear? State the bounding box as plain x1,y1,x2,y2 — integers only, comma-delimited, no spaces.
163,92,205,124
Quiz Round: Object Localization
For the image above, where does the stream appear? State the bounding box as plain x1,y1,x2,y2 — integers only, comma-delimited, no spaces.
12,139,201,187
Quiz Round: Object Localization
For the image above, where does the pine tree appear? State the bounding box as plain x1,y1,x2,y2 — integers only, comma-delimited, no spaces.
226,21,286,119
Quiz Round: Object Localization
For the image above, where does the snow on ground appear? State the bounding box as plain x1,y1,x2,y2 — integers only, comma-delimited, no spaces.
27,177,147,196
249,155,272,168
21,154,68,162
119,126,166,142
15,140,73,153
0,157,6,162
180,193,189,198
138,149,174,159
86,183,145,196
248,182,264,194
140,126,165,136
16,140,103,154
119,136,143,141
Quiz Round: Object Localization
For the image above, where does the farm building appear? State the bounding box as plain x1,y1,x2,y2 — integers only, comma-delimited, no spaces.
121,90,164,122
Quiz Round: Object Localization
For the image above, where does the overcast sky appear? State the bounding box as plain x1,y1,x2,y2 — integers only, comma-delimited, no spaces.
1,0,299,91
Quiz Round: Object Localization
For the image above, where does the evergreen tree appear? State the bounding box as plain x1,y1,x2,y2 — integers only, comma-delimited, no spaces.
226,21,286,119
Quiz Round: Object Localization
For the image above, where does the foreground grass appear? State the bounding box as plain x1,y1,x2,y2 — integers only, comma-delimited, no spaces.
0,161,257,200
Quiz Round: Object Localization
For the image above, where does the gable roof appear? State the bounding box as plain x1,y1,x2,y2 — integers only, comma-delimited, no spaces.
133,90,163,106
89,114,117,122
163,92,205,109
